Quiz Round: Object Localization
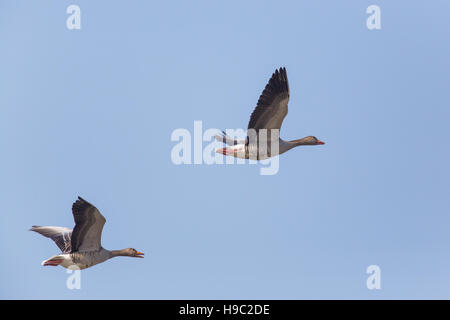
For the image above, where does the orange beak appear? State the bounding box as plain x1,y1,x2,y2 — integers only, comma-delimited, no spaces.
135,251,144,258
317,140,325,145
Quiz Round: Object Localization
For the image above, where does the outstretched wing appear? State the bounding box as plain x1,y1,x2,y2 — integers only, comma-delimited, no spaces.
30,226,72,253
71,197,106,253
248,67,290,131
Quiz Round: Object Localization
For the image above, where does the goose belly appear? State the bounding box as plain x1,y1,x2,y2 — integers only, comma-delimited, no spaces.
63,250,110,270
247,142,281,160
59,255,85,270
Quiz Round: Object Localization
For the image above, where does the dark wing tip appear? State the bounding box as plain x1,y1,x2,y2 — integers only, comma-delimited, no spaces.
277,67,289,94
269,67,289,95
72,196,96,214
74,196,91,205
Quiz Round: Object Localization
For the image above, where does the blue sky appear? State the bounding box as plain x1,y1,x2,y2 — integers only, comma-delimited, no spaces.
1,0,450,299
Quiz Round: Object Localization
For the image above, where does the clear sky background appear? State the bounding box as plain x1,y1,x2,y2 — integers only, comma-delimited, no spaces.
1,0,449,299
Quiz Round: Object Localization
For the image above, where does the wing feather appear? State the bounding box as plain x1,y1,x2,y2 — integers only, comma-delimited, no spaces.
248,67,290,131
71,197,106,252
30,226,72,253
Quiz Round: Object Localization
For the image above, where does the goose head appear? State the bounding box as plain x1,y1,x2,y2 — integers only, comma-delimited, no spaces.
305,136,325,145
122,248,145,258
292,136,325,146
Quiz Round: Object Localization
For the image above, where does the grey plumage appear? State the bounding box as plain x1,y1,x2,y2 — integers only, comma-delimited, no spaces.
30,196,144,269
215,67,324,160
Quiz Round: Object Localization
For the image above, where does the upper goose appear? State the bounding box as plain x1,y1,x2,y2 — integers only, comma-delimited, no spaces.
215,67,324,159
30,196,144,270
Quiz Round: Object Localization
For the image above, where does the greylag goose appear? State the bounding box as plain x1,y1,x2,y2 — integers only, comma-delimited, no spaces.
216,67,324,159
30,197,144,270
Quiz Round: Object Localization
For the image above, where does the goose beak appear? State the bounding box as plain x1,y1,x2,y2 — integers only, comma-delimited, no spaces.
317,140,325,145
135,251,144,258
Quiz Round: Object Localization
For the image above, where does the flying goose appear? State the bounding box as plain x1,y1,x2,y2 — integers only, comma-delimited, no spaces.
215,67,324,159
30,197,144,270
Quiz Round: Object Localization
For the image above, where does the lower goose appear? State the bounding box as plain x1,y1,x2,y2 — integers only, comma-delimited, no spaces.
30,196,144,270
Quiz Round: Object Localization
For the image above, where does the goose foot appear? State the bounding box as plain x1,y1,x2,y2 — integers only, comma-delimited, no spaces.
42,258,63,266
